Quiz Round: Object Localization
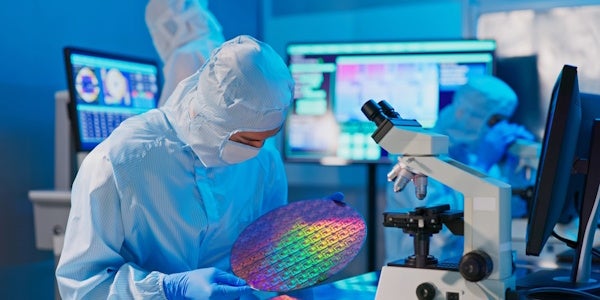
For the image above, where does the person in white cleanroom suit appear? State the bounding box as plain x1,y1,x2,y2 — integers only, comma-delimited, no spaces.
56,35,294,300
146,0,225,107
384,74,535,264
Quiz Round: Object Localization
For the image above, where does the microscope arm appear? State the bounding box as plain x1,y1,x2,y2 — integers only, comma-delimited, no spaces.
399,154,513,281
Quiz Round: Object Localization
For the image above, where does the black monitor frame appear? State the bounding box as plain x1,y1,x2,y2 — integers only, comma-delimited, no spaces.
63,47,160,152
525,64,582,256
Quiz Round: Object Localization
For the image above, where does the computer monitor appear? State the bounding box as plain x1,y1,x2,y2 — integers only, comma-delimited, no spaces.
519,65,600,294
570,92,600,282
284,39,496,164
64,47,160,152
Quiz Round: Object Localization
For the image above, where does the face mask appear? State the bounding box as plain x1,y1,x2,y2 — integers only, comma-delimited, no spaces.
219,140,260,164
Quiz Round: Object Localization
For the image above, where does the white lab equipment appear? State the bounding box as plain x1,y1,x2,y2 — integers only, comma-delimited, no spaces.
28,91,73,251
362,100,516,300
28,91,73,300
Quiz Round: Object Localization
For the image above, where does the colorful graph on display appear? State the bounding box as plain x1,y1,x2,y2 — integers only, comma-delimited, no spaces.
231,198,367,292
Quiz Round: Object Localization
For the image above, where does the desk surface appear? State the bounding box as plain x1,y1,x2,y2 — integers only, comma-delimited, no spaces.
252,262,600,300
250,272,378,300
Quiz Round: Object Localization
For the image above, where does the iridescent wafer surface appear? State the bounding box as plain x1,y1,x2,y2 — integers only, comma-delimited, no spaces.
230,198,367,292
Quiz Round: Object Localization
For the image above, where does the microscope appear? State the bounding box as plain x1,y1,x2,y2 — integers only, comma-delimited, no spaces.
361,100,516,300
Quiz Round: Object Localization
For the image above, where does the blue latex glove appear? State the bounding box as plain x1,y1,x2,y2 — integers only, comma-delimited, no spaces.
474,121,535,172
324,192,345,204
163,267,252,300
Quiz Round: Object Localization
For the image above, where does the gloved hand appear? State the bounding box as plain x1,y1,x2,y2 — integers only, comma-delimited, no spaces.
474,121,535,172
163,267,252,300
324,192,345,203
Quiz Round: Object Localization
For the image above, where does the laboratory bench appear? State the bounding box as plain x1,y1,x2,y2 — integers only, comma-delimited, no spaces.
254,258,600,300
28,192,600,299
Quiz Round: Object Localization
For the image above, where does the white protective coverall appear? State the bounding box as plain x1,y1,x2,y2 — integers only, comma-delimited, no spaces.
146,0,225,107
56,35,294,299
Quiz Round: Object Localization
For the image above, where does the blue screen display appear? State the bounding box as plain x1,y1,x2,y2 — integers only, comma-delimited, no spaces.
64,48,160,151
284,40,496,164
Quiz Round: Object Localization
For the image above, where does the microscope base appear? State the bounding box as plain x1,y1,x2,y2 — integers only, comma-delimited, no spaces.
375,265,515,300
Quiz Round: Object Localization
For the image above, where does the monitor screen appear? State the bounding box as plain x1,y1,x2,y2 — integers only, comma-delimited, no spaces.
284,39,496,164
64,47,160,152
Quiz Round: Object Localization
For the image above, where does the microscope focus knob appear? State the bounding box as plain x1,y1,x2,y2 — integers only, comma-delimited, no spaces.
415,282,436,300
459,250,493,282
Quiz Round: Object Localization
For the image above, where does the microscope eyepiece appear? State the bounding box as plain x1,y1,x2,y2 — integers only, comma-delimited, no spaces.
378,100,401,119
361,99,388,126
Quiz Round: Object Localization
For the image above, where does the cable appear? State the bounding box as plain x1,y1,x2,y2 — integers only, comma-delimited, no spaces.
552,231,576,248
551,230,600,257
521,287,600,299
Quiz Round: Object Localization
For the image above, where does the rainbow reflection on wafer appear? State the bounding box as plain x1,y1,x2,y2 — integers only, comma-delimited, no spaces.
230,198,367,292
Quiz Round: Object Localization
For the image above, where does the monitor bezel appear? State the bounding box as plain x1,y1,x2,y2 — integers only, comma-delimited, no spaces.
525,64,581,256
63,46,160,152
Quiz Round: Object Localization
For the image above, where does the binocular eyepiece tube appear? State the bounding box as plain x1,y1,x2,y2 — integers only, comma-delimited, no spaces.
361,99,401,126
